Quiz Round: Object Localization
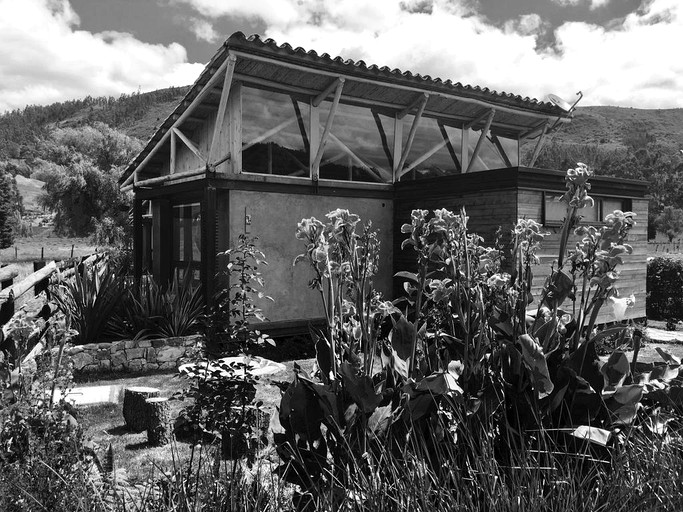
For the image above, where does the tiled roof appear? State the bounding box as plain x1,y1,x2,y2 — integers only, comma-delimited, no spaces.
226,32,562,114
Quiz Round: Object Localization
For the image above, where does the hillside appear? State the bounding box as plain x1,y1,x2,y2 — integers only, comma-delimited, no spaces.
551,106,683,151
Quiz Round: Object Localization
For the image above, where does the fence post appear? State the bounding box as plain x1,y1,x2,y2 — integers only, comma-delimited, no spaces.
33,260,47,296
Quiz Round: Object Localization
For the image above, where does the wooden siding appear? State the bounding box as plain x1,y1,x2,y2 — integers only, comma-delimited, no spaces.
393,172,518,296
521,192,648,323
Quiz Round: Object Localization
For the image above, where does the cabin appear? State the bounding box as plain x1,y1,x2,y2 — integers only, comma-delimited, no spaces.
120,32,648,332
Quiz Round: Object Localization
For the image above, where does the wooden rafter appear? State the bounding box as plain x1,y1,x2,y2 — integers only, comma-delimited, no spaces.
313,77,343,107
528,123,549,167
208,54,237,164
398,125,461,178
490,134,513,168
465,108,495,130
394,94,428,177
312,78,345,179
232,73,549,135
170,130,177,174
173,128,205,163
126,53,235,185
327,133,387,182
466,109,496,173
398,93,429,120
242,118,297,152
519,120,548,141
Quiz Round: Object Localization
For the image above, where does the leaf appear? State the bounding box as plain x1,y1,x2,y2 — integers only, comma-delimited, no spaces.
601,350,630,394
571,426,611,447
394,271,418,283
567,340,603,394
416,372,463,395
517,334,554,399
390,315,416,361
340,362,382,414
391,349,410,380
604,384,643,425
656,347,682,366
367,405,392,438
312,330,333,384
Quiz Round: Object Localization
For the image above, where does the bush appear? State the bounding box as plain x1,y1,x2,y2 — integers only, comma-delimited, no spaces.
647,256,683,320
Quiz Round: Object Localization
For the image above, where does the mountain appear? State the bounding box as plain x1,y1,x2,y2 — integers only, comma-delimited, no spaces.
549,106,683,152
2,87,682,173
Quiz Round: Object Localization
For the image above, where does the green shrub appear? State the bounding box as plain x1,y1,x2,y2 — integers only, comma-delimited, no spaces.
647,256,683,320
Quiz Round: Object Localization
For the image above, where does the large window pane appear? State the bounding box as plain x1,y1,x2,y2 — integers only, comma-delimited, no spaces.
242,87,310,177
467,131,519,172
319,103,394,183
172,203,201,282
400,116,461,180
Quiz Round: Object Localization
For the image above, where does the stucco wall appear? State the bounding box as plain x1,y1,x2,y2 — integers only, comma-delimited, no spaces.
228,190,393,322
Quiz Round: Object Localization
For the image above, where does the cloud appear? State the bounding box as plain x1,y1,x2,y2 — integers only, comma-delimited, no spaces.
551,0,611,9
171,0,683,108
0,0,204,113
188,17,220,43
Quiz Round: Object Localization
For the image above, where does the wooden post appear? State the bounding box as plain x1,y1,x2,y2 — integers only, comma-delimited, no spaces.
133,196,143,282
146,397,172,447
123,387,160,432
208,54,237,164
202,186,217,310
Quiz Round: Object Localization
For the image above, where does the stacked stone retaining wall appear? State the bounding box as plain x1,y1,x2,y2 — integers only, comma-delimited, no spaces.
61,335,202,373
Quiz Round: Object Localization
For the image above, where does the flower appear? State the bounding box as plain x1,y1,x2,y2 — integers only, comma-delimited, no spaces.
609,293,636,321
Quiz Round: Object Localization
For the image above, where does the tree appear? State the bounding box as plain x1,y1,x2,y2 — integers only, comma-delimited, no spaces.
34,124,141,242
0,172,21,248
654,206,683,242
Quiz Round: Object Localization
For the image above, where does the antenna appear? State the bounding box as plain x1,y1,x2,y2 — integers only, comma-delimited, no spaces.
545,91,583,132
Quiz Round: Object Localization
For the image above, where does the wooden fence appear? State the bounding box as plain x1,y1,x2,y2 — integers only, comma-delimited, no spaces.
0,253,102,327
648,241,683,254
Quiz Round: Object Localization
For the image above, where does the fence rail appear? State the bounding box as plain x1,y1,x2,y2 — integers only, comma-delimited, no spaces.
0,253,102,327
648,241,683,254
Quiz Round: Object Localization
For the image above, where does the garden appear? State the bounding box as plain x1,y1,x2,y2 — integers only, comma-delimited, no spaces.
2,164,683,511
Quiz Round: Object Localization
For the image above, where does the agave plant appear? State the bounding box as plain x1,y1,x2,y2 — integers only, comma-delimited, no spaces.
51,256,126,345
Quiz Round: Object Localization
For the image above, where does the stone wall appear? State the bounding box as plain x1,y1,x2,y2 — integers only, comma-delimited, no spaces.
62,335,202,373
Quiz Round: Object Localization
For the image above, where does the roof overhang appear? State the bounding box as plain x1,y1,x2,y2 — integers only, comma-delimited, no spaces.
121,32,572,185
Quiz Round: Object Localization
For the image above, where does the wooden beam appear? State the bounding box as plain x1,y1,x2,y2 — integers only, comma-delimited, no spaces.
528,123,549,167
394,95,428,178
126,53,234,180
312,79,345,179
209,54,237,164
309,100,320,178
231,51,559,123
519,120,548,141
313,77,343,107
242,118,297,152
173,128,205,163
466,109,496,173
398,93,429,120
327,133,390,182
465,108,495,130
232,73,546,135
392,115,403,182
398,125,461,178
170,130,176,174
228,81,242,174
490,134,513,168
461,128,470,171
133,196,143,281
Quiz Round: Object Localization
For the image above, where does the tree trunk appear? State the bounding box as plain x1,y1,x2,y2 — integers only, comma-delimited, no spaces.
123,386,160,432
146,397,172,447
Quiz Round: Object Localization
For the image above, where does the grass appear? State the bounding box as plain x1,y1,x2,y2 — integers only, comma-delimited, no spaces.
77,359,315,481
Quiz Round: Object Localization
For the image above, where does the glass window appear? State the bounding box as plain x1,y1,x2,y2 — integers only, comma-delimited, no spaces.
242,87,311,177
399,116,461,180
172,203,201,282
544,195,623,226
466,132,519,172
319,103,394,182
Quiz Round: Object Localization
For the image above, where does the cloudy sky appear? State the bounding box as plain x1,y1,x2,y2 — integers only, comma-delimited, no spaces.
1,0,681,113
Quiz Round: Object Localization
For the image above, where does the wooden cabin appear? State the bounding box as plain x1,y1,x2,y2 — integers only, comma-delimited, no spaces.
120,32,647,332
